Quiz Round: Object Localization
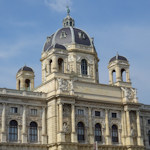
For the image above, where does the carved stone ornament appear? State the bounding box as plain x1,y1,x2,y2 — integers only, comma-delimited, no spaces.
57,78,68,91
68,55,74,62
57,78,74,92
63,122,70,134
121,87,135,101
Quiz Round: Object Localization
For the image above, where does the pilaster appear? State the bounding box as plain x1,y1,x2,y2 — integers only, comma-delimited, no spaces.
105,109,111,145
126,110,133,145
57,103,65,142
136,111,144,146
88,107,94,144
1,103,6,142
121,111,126,145
22,105,27,143
71,104,77,143
42,107,47,144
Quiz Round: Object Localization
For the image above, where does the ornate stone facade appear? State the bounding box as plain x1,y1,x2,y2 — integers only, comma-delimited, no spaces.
0,11,150,150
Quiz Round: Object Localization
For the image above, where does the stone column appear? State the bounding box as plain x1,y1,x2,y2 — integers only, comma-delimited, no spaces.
136,111,144,146
102,128,105,144
119,129,122,145
42,107,47,144
121,111,126,145
126,110,133,145
89,107,94,144
109,70,113,84
57,103,65,142
52,56,58,72
22,105,27,143
116,66,121,82
38,127,40,143
59,103,63,132
31,79,34,91
20,78,25,90
16,80,19,90
105,109,111,145
1,103,6,142
126,69,131,82
71,104,77,142
18,125,21,143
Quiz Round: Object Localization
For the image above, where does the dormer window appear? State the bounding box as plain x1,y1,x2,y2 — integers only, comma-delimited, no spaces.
78,32,86,40
60,31,67,38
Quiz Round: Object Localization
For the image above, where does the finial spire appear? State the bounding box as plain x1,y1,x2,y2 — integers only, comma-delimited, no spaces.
66,6,70,16
116,52,119,59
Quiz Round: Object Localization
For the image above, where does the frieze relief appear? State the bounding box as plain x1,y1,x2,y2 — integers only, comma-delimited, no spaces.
63,122,70,134
121,87,137,102
57,78,74,95
68,55,74,62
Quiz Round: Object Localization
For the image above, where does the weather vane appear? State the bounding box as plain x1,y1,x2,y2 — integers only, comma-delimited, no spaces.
66,6,70,16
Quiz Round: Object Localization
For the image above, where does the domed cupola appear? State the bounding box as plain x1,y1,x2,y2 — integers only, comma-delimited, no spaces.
41,8,99,84
16,65,35,91
108,53,131,87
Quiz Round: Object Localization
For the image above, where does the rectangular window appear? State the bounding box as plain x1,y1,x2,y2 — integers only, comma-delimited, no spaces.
30,109,37,115
148,119,150,124
112,113,117,118
95,111,101,117
77,109,84,115
10,107,18,113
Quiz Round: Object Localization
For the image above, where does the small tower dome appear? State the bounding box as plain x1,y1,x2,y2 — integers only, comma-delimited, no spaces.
108,53,131,87
16,65,35,91
109,54,128,63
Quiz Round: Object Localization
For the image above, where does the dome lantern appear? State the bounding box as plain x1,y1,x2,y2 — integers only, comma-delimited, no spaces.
63,6,75,27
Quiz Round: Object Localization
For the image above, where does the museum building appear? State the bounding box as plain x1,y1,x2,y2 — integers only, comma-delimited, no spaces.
0,11,150,150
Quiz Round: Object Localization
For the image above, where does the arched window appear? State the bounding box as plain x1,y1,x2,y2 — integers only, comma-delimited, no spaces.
112,125,118,143
95,123,102,142
70,21,72,26
81,59,87,75
9,120,18,141
112,70,116,83
77,122,85,142
29,122,38,142
49,59,52,73
25,79,30,91
121,68,126,82
58,58,64,73
148,130,150,145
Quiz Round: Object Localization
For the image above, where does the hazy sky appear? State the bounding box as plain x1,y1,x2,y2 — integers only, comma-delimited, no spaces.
0,0,150,104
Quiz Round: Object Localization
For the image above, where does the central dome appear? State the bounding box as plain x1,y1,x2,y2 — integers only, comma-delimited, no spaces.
43,27,92,52
43,11,93,52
